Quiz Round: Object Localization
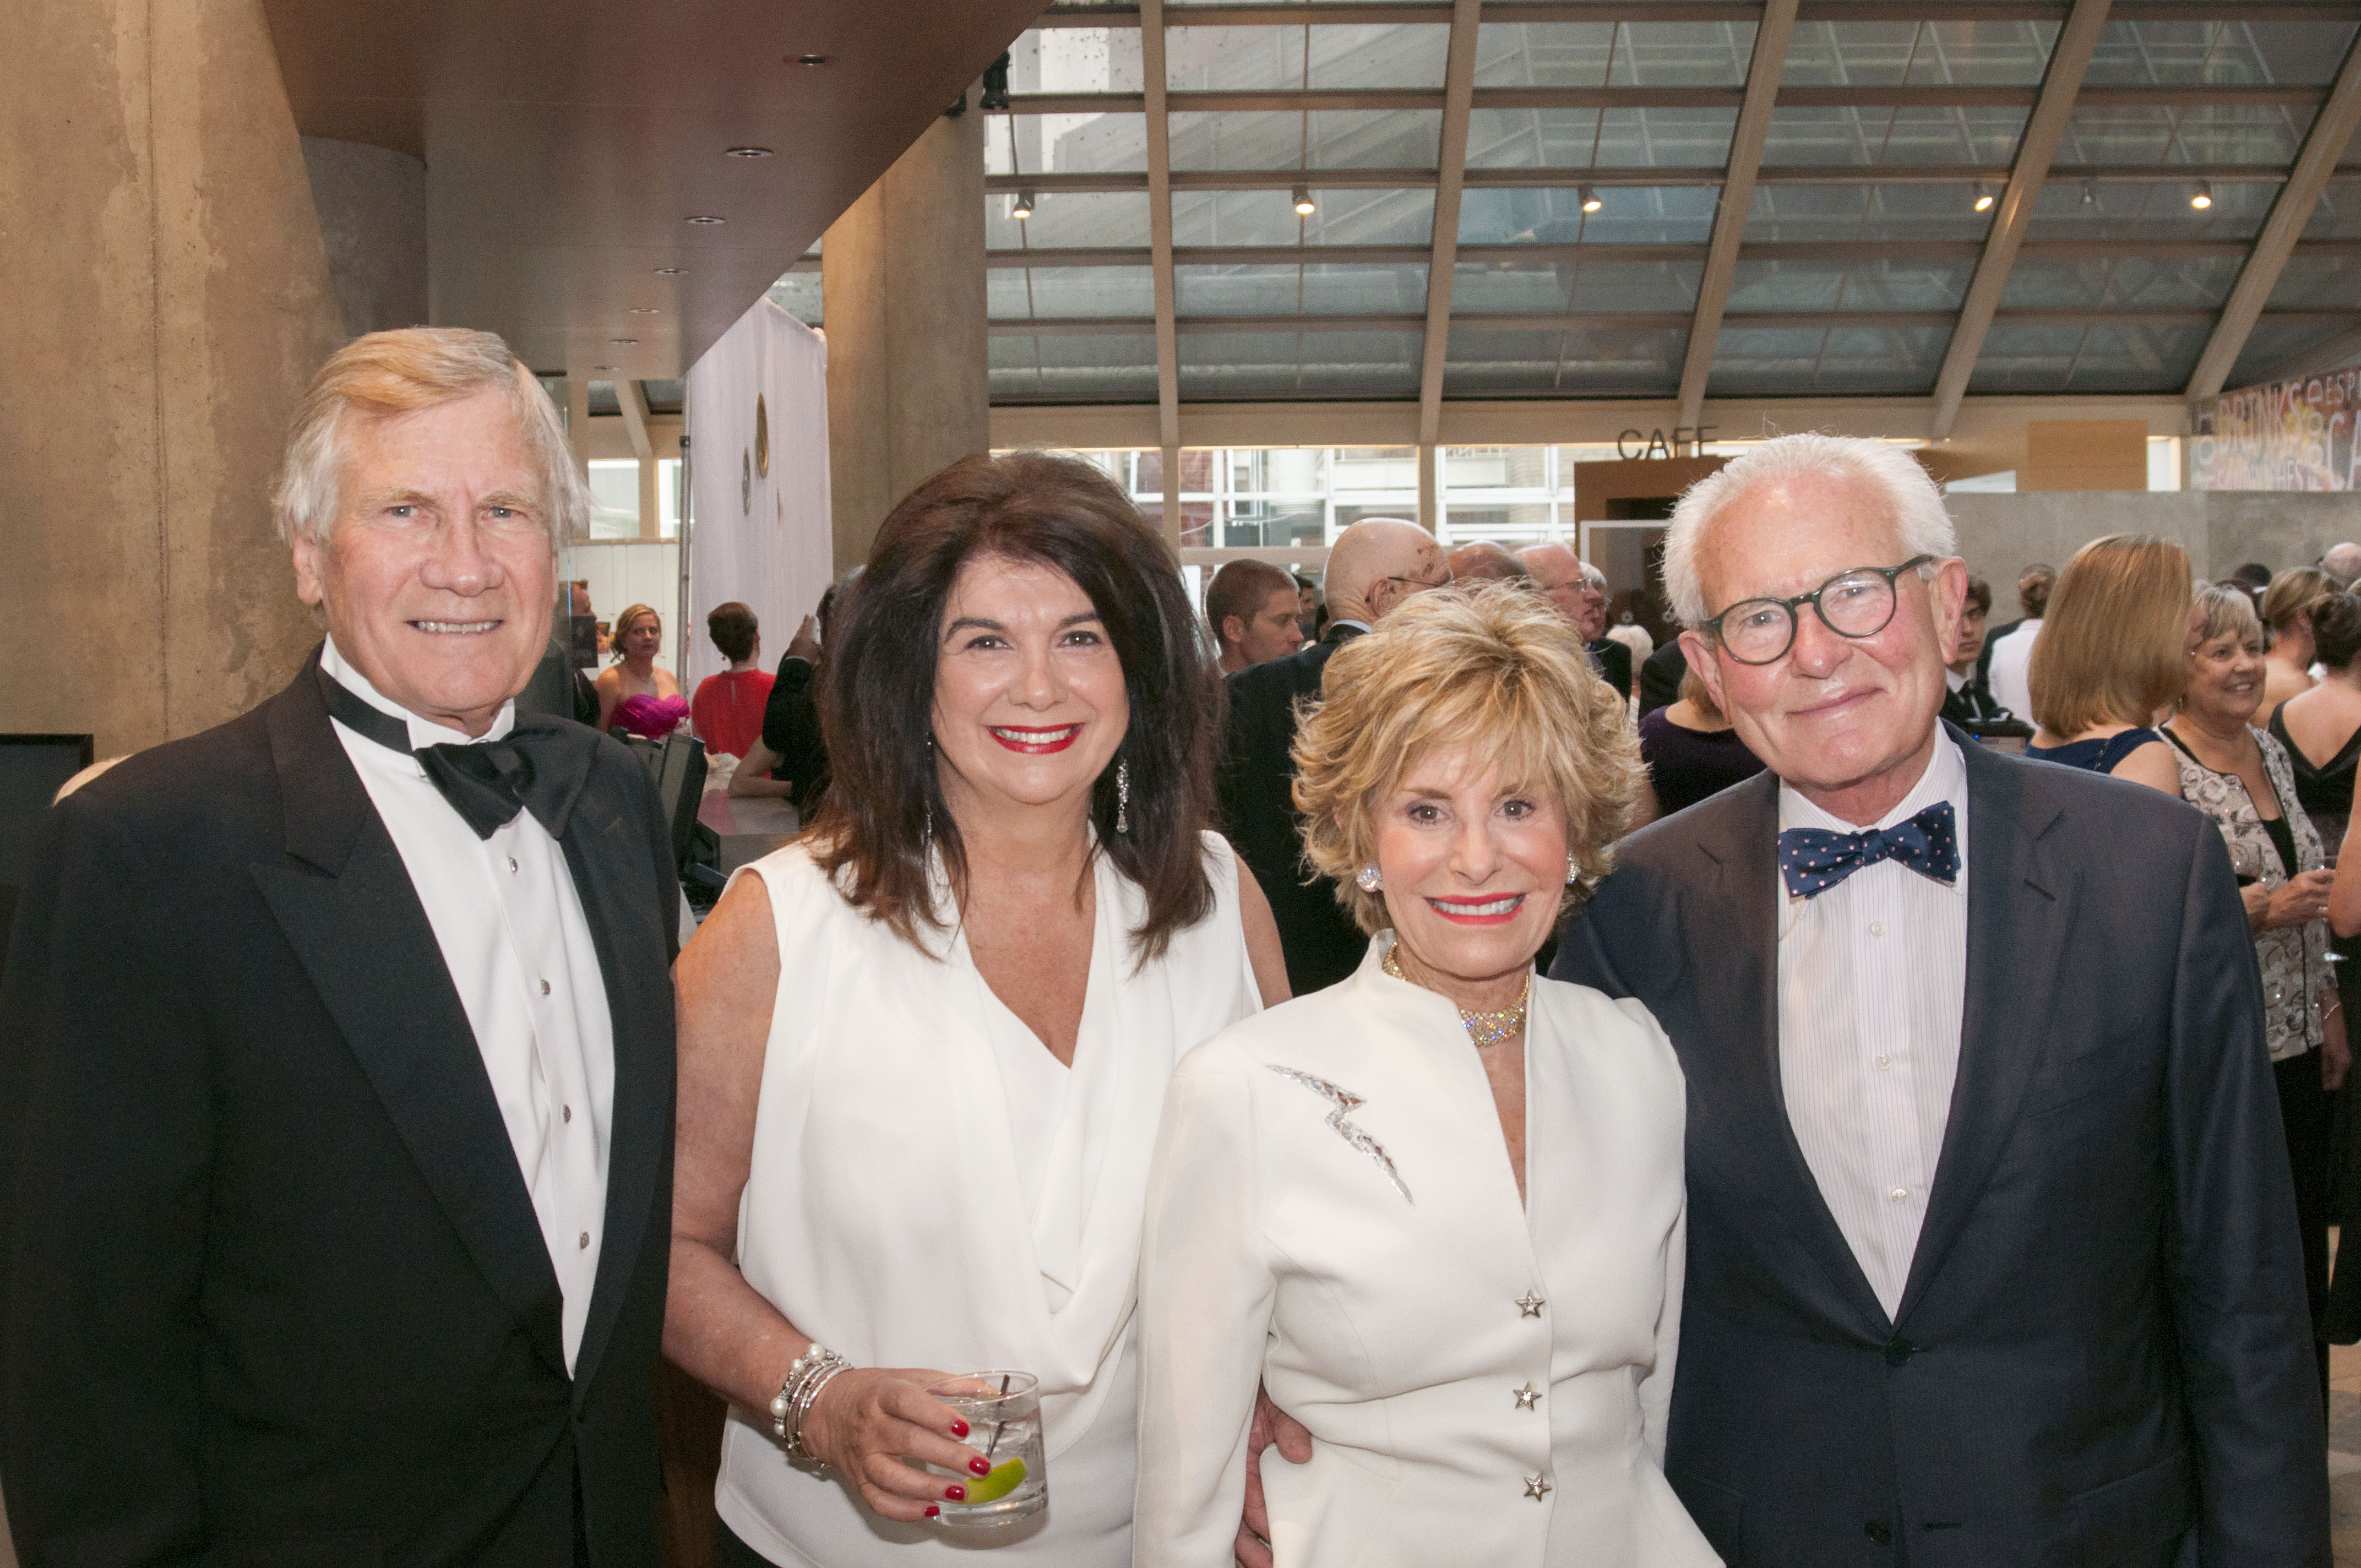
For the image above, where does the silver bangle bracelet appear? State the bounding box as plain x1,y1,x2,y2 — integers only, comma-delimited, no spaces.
793,1362,855,1460
770,1344,851,1460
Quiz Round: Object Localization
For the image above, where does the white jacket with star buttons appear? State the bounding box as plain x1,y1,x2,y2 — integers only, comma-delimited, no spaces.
1133,934,1720,1568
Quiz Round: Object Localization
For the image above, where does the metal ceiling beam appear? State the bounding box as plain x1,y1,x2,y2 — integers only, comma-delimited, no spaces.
1928,0,2112,442
1035,1,2361,21
1010,83,2326,115
1142,0,1183,546
2185,31,2361,401
986,305,2361,337
984,161,2340,195
1418,0,1485,530
1677,0,1798,428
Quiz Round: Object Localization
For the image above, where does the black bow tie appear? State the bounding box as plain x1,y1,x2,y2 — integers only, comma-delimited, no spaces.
314,659,599,841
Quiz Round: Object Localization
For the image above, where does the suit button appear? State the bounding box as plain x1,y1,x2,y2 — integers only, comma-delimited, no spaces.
1865,1520,1892,1544
1884,1337,1915,1366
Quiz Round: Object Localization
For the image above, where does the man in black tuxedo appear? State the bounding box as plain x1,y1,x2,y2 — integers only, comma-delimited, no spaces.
1553,434,2327,1565
1220,517,1446,995
0,329,679,1565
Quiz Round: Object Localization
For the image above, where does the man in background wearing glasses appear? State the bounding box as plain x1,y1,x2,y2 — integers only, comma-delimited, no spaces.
1554,433,2326,1566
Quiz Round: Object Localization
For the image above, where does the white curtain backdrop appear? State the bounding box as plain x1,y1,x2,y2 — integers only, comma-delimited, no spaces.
682,296,832,695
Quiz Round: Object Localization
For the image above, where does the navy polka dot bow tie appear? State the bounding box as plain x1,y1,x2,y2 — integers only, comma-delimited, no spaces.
1777,801,1961,899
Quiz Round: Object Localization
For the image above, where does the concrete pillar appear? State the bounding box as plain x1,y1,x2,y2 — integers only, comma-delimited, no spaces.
822,106,990,572
300,137,428,341
0,0,345,758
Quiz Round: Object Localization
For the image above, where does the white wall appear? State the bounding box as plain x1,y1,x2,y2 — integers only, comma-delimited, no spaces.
1948,491,2361,609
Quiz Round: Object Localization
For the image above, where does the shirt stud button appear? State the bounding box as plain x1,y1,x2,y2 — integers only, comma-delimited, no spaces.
578,1232,590,1249
507,856,518,873
562,1104,573,1124
1889,1187,1908,1203
1875,1053,1892,1069
1869,920,1886,937
540,979,551,995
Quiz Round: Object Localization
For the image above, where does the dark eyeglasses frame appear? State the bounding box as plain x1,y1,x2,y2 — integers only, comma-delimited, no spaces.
1383,569,1454,592
1702,555,1936,666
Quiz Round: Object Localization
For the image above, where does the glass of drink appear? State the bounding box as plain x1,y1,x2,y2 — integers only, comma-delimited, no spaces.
923,1371,1046,1528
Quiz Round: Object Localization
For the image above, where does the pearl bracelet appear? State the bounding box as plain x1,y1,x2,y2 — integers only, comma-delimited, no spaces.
770,1344,851,1460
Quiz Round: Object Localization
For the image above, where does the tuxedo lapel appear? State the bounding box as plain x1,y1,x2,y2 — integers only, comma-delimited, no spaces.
1687,773,1892,1336
557,778,671,1395
251,666,568,1378
1896,733,2070,1325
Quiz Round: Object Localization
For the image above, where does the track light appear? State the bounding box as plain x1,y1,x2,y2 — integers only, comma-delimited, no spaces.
1579,184,1602,214
2190,182,2214,210
1293,186,1316,216
1012,190,1035,221
2082,179,2097,206
1972,186,1995,213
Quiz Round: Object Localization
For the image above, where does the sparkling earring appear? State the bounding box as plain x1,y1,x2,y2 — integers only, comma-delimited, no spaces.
1356,865,1383,892
1116,759,1130,835
1566,855,1580,885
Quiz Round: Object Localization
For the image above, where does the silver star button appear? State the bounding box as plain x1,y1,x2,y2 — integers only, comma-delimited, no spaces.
1513,1381,1542,1410
1516,1292,1546,1317
1524,1474,1553,1501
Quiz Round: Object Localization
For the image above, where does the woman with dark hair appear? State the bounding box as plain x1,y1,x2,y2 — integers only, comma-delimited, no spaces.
667,451,1288,1567
2275,592,2361,852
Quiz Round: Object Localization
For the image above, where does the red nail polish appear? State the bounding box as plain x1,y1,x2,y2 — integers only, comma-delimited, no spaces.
969,1456,992,1476
950,1419,970,1439
945,1484,967,1502
925,1506,940,1519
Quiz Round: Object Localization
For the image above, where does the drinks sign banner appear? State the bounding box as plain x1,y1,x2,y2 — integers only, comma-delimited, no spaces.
2191,363,2361,492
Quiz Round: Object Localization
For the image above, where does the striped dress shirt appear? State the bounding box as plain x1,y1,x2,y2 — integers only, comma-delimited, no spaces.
1775,735,1970,1320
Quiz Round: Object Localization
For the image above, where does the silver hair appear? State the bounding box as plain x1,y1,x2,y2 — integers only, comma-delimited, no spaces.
1579,560,1607,589
2192,580,2265,648
1660,433,1959,630
271,327,588,548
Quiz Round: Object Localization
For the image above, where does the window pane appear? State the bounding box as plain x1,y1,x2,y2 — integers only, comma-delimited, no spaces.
1168,108,1443,171
1452,257,1700,313
1467,106,1736,169
2085,19,2361,86
986,113,1147,176
1760,105,2027,166
2267,254,2361,311
988,190,1152,250
1743,183,1993,243
995,265,1156,319
1969,320,2209,393
1444,324,1687,395
1176,261,1428,315
1998,254,2242,311
1611,22,1758,85
1008,26,1144,92
2023,178,2278,241
1172,188,1434,246
2227,319,2359,390
1461,185,1720,245
1782,19,2056,85
1165,25,1450,90
766,271,822,325
1476,21,1619,87
1178,329,1423,398
2305,181,2361,239
990,333,1160,403
587,460,640,539
2058,102,2315,166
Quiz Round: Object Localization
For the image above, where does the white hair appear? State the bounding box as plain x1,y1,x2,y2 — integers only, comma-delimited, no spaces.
1660,433,1957,630
272,327,587,548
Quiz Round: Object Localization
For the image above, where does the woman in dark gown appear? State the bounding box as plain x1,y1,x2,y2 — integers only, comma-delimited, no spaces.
2281,594,2361,1341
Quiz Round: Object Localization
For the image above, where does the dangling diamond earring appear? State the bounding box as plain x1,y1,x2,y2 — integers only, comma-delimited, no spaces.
1566,854,1580,885
1116,759,1131,835
1356,865,1383,892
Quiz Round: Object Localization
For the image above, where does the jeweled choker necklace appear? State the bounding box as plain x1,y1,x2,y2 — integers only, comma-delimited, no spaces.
1383,944,1530,1049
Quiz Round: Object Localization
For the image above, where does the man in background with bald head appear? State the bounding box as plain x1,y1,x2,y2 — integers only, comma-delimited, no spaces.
1520,541,1633,699
1219,518,1448,993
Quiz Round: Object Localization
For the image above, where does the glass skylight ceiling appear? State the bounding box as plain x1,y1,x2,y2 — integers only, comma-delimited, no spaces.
824,8,2361,405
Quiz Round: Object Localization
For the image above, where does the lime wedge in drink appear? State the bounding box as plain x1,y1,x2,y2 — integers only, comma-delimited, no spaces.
964,1457,1028,1505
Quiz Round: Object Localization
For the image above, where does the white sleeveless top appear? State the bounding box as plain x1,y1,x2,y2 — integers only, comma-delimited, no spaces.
716,831,1264,1567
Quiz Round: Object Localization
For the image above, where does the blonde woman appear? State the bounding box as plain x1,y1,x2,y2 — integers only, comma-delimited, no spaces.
2261,567,2333,711
594,602,684,736
2022,534,2191,795
1135,586,1715,1568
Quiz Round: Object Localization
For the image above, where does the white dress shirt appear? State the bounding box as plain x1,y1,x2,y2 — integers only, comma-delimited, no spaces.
1776,734,1970,1320
321,640,614,1373
1986,618,2040,721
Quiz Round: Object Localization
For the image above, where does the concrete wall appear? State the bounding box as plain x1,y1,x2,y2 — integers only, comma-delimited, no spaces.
0,0,345,757
822,108,989,571
1948,491,2361,608
301,136,428,342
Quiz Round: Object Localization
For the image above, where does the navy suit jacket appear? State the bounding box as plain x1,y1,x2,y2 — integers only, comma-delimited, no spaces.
1554,729,2327,1568
0,655,679,1566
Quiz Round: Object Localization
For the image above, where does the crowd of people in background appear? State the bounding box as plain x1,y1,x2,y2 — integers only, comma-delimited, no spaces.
9,321,2361,1567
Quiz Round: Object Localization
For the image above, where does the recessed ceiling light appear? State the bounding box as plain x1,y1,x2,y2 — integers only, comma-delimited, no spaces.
793,53,828,66
1292,186,1316,216
592,364,616,372
686,215,725,225
2190,181,2214,210
726,146,773,159
2082,179,2097,206
654,266,686,275
610,337,638,345
1578,184,1602,214
628,307,660,314
1012,190,1036,220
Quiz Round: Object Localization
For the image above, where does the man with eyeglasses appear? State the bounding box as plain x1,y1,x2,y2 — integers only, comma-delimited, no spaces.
1219,518,1449,998
1552,433,2326,1565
